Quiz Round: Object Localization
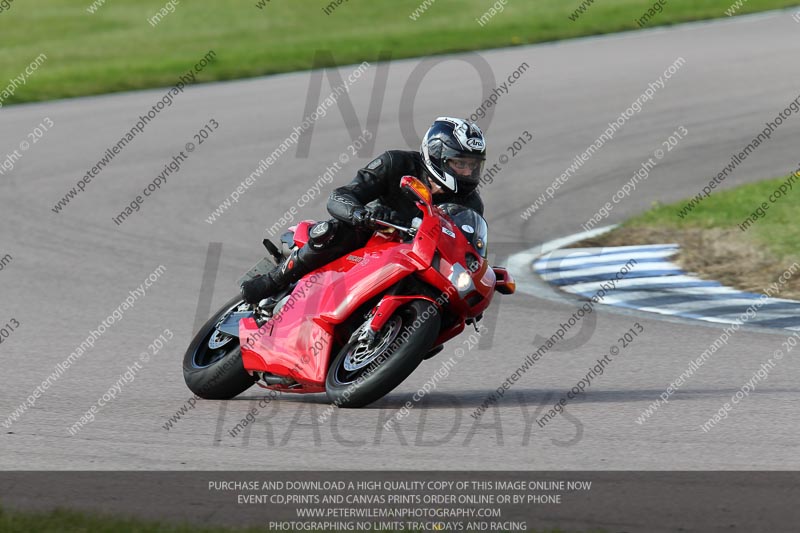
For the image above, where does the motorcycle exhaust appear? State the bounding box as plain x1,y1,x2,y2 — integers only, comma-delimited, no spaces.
256,371,296,387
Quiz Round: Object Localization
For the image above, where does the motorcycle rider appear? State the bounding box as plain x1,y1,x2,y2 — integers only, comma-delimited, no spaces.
241,117,487,304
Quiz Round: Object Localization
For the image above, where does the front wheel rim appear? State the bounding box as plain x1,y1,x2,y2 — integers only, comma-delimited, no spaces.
336,316,403,383
193,340,239,369
208,329,233,350
193,302,242,369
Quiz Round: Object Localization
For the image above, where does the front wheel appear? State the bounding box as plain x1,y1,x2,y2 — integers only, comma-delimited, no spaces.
326,300,441,408
182,296,256,399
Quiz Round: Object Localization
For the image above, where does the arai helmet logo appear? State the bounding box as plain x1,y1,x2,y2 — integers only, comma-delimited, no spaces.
465,138,485,150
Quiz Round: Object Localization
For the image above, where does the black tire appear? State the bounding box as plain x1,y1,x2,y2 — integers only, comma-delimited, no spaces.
326,300,441,408
182,296,256,400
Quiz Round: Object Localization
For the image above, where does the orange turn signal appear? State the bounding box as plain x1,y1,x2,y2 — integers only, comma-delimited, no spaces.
400,175,433,205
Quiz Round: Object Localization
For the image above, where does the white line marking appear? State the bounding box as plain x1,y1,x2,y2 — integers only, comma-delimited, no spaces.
560,275,717,293
541,244,677,259
538,261,681,281
535,249,679,269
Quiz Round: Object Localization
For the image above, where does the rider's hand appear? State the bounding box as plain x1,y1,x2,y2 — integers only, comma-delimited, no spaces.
367,205,399,225
352,205,399,229
351,207,372,228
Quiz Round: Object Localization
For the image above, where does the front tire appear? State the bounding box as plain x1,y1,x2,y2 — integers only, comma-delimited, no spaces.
182,296,256,399
326,300,441,408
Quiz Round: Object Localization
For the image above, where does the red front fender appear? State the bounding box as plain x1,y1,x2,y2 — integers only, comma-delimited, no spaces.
369,295,439,333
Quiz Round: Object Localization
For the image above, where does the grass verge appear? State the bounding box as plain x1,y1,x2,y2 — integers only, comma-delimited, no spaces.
576,174,800,299
0,0,799,105
0,506,251,533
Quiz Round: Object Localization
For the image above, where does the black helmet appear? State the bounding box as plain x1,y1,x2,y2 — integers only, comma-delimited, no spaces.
421,117,486,194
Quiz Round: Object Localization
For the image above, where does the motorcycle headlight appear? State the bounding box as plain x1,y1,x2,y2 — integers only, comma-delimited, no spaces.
448,263,475,297
455,271,472,291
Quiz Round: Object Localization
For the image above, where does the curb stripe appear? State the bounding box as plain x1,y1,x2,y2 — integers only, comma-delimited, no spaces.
619,293,767,307
548,269,685,286
535,256,673,274
535,249,679,269
565,277,721,293
542,244,678,259
534,243,800,330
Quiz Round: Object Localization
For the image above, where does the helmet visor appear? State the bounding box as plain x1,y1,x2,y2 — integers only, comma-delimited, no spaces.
444,154,485,187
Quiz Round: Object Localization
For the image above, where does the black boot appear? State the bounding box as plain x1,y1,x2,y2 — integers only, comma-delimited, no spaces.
240,248,306,304
240,272,280,304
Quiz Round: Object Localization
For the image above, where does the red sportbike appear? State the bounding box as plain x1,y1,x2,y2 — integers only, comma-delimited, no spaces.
183,176,515,407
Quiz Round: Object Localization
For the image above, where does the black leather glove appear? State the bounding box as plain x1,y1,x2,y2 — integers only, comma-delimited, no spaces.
368,205,397,225
352,205,399,229
351,207,372,228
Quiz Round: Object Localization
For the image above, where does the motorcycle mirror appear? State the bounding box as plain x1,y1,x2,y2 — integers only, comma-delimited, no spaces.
400,176,432,205
492,266,516,295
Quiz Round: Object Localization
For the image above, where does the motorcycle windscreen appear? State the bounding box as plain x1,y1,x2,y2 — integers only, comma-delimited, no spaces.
437,203,489,257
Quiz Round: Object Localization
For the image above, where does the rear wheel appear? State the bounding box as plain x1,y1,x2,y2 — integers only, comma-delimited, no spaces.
182,296,256,399
326,300,441,408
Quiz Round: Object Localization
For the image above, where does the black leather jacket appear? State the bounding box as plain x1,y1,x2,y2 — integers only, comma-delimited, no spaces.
327,150,484,226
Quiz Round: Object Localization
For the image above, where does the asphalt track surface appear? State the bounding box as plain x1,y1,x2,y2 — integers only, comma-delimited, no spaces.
2,12,800,473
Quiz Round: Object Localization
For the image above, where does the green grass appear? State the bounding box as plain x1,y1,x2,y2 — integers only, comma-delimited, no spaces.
621,174,800,259
0,0,798,105
0,507,256,533
0,506,602,533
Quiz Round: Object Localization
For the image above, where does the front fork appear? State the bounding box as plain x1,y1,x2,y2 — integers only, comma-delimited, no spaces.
348,294,440,347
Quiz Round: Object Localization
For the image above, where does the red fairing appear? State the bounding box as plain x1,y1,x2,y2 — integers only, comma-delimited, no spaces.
240,238,419,386
289,220,315,248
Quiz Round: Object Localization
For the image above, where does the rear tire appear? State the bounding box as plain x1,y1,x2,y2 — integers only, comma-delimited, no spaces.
182,296,256,400
325,300,440,408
